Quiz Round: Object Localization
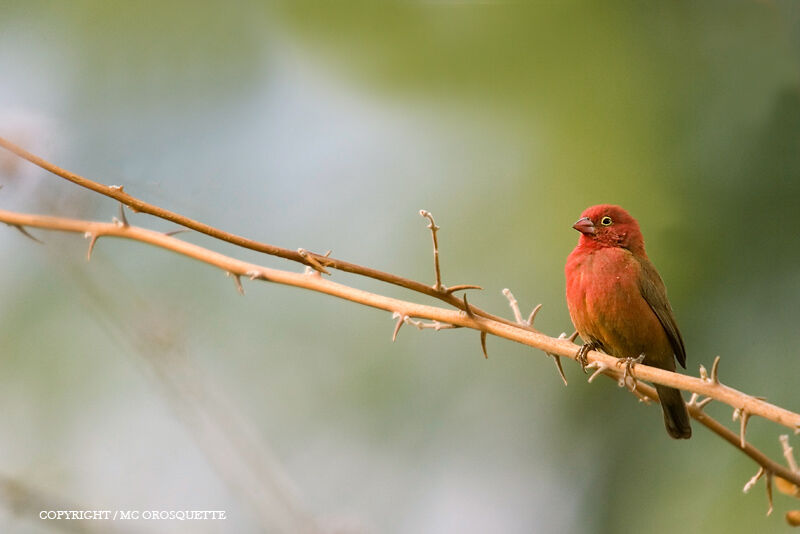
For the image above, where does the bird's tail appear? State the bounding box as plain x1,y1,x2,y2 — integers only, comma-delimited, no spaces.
656,385,692,439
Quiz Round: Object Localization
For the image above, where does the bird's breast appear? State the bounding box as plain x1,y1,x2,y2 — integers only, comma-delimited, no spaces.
566,246,671,361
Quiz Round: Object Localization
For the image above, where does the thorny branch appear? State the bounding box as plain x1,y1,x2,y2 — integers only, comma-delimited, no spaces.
419,210,443,291
2,140,800,519
0,136,505,327
2,207,799,490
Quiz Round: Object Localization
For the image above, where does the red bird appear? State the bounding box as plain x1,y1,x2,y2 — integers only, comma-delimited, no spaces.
565,205,691,439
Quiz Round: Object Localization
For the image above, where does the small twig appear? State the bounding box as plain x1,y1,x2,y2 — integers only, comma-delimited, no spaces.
502,289,540,335
585,361,610,384
696,397,714,410
743,466,765,493
480,331,488,359
776,435,800,499
404,317,459,331
392,312,458,342
502,288,524,324
687,392,715,410
780,435,799,473
419,210,442,291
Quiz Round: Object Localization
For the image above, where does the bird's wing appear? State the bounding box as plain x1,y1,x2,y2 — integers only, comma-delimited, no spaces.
637,258,687,368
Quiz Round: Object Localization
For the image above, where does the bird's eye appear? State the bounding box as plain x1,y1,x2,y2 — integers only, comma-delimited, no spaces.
600,216,613,226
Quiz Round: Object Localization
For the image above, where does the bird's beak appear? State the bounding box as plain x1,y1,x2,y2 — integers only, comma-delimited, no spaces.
572,217,596,236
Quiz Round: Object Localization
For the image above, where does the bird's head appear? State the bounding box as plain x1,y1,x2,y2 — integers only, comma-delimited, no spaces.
572,204,645,254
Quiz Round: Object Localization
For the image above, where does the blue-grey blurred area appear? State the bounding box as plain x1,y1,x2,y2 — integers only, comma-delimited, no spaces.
1,1,799,532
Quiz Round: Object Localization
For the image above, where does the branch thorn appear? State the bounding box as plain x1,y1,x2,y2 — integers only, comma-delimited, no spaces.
117,202,129,227
550,354,568,386
445,284,482,294
85,232,99,261
165,228,189,237
480,331,488,359
462,292,475,318
526,303,543,327
766,471,774,516
547,332,571,386
11,224,43,244
227,272,244,295
738,410,750,448
743,466,765,493
567,331,578,343
392,312,406,342
710,355,721,384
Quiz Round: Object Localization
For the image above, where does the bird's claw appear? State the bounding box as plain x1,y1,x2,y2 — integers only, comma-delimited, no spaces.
576,342,596,373
616,354,645,391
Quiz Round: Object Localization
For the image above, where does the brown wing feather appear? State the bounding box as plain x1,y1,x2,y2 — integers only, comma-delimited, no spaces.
637,258,687,368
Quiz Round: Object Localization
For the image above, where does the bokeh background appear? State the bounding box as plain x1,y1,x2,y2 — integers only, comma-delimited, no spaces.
1,1,800,533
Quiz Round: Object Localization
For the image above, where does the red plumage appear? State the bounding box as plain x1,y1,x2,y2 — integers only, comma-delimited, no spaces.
565,205,691,439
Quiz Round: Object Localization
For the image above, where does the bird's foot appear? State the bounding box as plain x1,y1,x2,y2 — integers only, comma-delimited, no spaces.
576,342,597,373
616,354,645,391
